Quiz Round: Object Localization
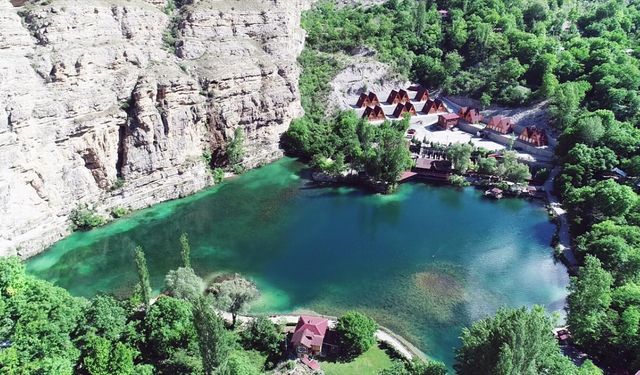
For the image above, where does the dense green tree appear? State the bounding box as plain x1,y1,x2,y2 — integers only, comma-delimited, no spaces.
144,296,198,361
335,311,378,357
241,316,282,355
218,351,260,375
477,157,498,175
455,306,578,375
567,256,614,351
446,143,473,174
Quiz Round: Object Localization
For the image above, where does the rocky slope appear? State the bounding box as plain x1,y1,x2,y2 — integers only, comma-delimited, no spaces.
0,0,307,257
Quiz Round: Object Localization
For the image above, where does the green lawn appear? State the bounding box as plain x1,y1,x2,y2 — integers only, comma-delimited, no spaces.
320,344,395,375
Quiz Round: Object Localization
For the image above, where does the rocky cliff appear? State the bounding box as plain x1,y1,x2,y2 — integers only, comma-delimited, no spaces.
0,0,307,257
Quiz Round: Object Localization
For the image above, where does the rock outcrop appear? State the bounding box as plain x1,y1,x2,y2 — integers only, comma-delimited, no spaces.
0,0,308,257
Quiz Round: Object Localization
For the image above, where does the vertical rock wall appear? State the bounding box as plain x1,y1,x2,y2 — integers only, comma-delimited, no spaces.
0,0,308,257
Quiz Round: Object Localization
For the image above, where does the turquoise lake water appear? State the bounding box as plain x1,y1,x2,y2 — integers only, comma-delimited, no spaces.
26,158,569,366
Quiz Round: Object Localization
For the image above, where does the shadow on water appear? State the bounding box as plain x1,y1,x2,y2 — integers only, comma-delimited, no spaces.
26,157,568,368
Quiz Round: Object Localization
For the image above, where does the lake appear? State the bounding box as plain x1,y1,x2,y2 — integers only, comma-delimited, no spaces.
26,157,569,367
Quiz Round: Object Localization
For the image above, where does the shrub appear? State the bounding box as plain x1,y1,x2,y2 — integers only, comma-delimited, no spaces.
213,168,225,184
110,206,130,218
449,174,470,187
70,204,107,230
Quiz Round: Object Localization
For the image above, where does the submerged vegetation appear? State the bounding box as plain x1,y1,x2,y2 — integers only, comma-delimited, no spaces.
293,0,640,370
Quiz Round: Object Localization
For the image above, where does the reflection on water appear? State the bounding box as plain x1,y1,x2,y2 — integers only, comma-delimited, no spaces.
27,158,568,367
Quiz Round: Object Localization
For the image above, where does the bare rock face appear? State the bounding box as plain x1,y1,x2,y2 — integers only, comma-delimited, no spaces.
329,58,410,111
0,0,308,257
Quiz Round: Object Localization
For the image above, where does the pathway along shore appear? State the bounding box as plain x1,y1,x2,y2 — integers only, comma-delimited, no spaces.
544,167,579,274
219,311,426,361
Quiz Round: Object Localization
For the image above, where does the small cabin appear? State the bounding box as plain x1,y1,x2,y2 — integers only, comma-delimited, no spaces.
387,89,410,105
422,99,447,114
518,126,548,147
355,91,380,108
485,116,513,134
438,113,460,129
415,88,430,102
362,105,386,121
458,107,483,124
291,316,328,358
393,102,417,118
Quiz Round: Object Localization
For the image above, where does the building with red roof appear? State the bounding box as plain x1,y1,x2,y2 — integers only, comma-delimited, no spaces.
387,89,410,105
438,113,460,129
362,105,386,121
393,102,417,118
422,99,447,114
415,88,430,102
355,92,380,108
485,116,513,134
518,126,548,147
458,107,483,124
291,316,329,357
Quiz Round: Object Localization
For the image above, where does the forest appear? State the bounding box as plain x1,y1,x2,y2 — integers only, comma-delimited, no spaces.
286,0,640,372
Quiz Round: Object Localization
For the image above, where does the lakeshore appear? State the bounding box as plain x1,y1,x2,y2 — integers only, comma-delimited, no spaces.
26,157,569,367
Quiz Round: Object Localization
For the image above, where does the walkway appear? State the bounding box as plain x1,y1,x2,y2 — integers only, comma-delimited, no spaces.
544,167,579,272
223,312,424,361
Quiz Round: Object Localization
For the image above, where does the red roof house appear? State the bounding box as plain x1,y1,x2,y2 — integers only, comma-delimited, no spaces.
387,89,410,105
518,126,548,147
485,116,513,134
458,107,483,124
393,102,417,118
291,316,329,357
355,92,380,108
438,113,460,129
415,88,430,102
422,99,447,114
362,105,386,121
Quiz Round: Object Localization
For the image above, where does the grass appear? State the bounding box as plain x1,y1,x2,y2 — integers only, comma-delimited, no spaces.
320,344,395,375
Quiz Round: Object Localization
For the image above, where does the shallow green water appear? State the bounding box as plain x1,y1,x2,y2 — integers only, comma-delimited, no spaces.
27,158,568,367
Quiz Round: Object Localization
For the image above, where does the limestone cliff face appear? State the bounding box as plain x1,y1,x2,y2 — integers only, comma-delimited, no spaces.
0,0,307,257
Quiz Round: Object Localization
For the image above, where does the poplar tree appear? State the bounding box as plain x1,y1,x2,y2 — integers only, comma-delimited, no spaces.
192,297,232,374
134,246,152,311
180,232,191,268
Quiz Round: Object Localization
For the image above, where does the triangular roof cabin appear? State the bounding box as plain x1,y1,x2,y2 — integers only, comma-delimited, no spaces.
393,102,417,118
387,89,410,105
356,93,371,108
518,126,548,147
485,116,513,134
458,107,483,124
362,105,386,121
415,88,430,101
367,92,380,106
422,99,447,114
355,91,380,108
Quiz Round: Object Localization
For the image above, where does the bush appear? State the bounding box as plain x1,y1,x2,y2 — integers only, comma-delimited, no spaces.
110,206,130,219
213,168,225,184
449,174,470,187
70,204,107,230
336,311,378,358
